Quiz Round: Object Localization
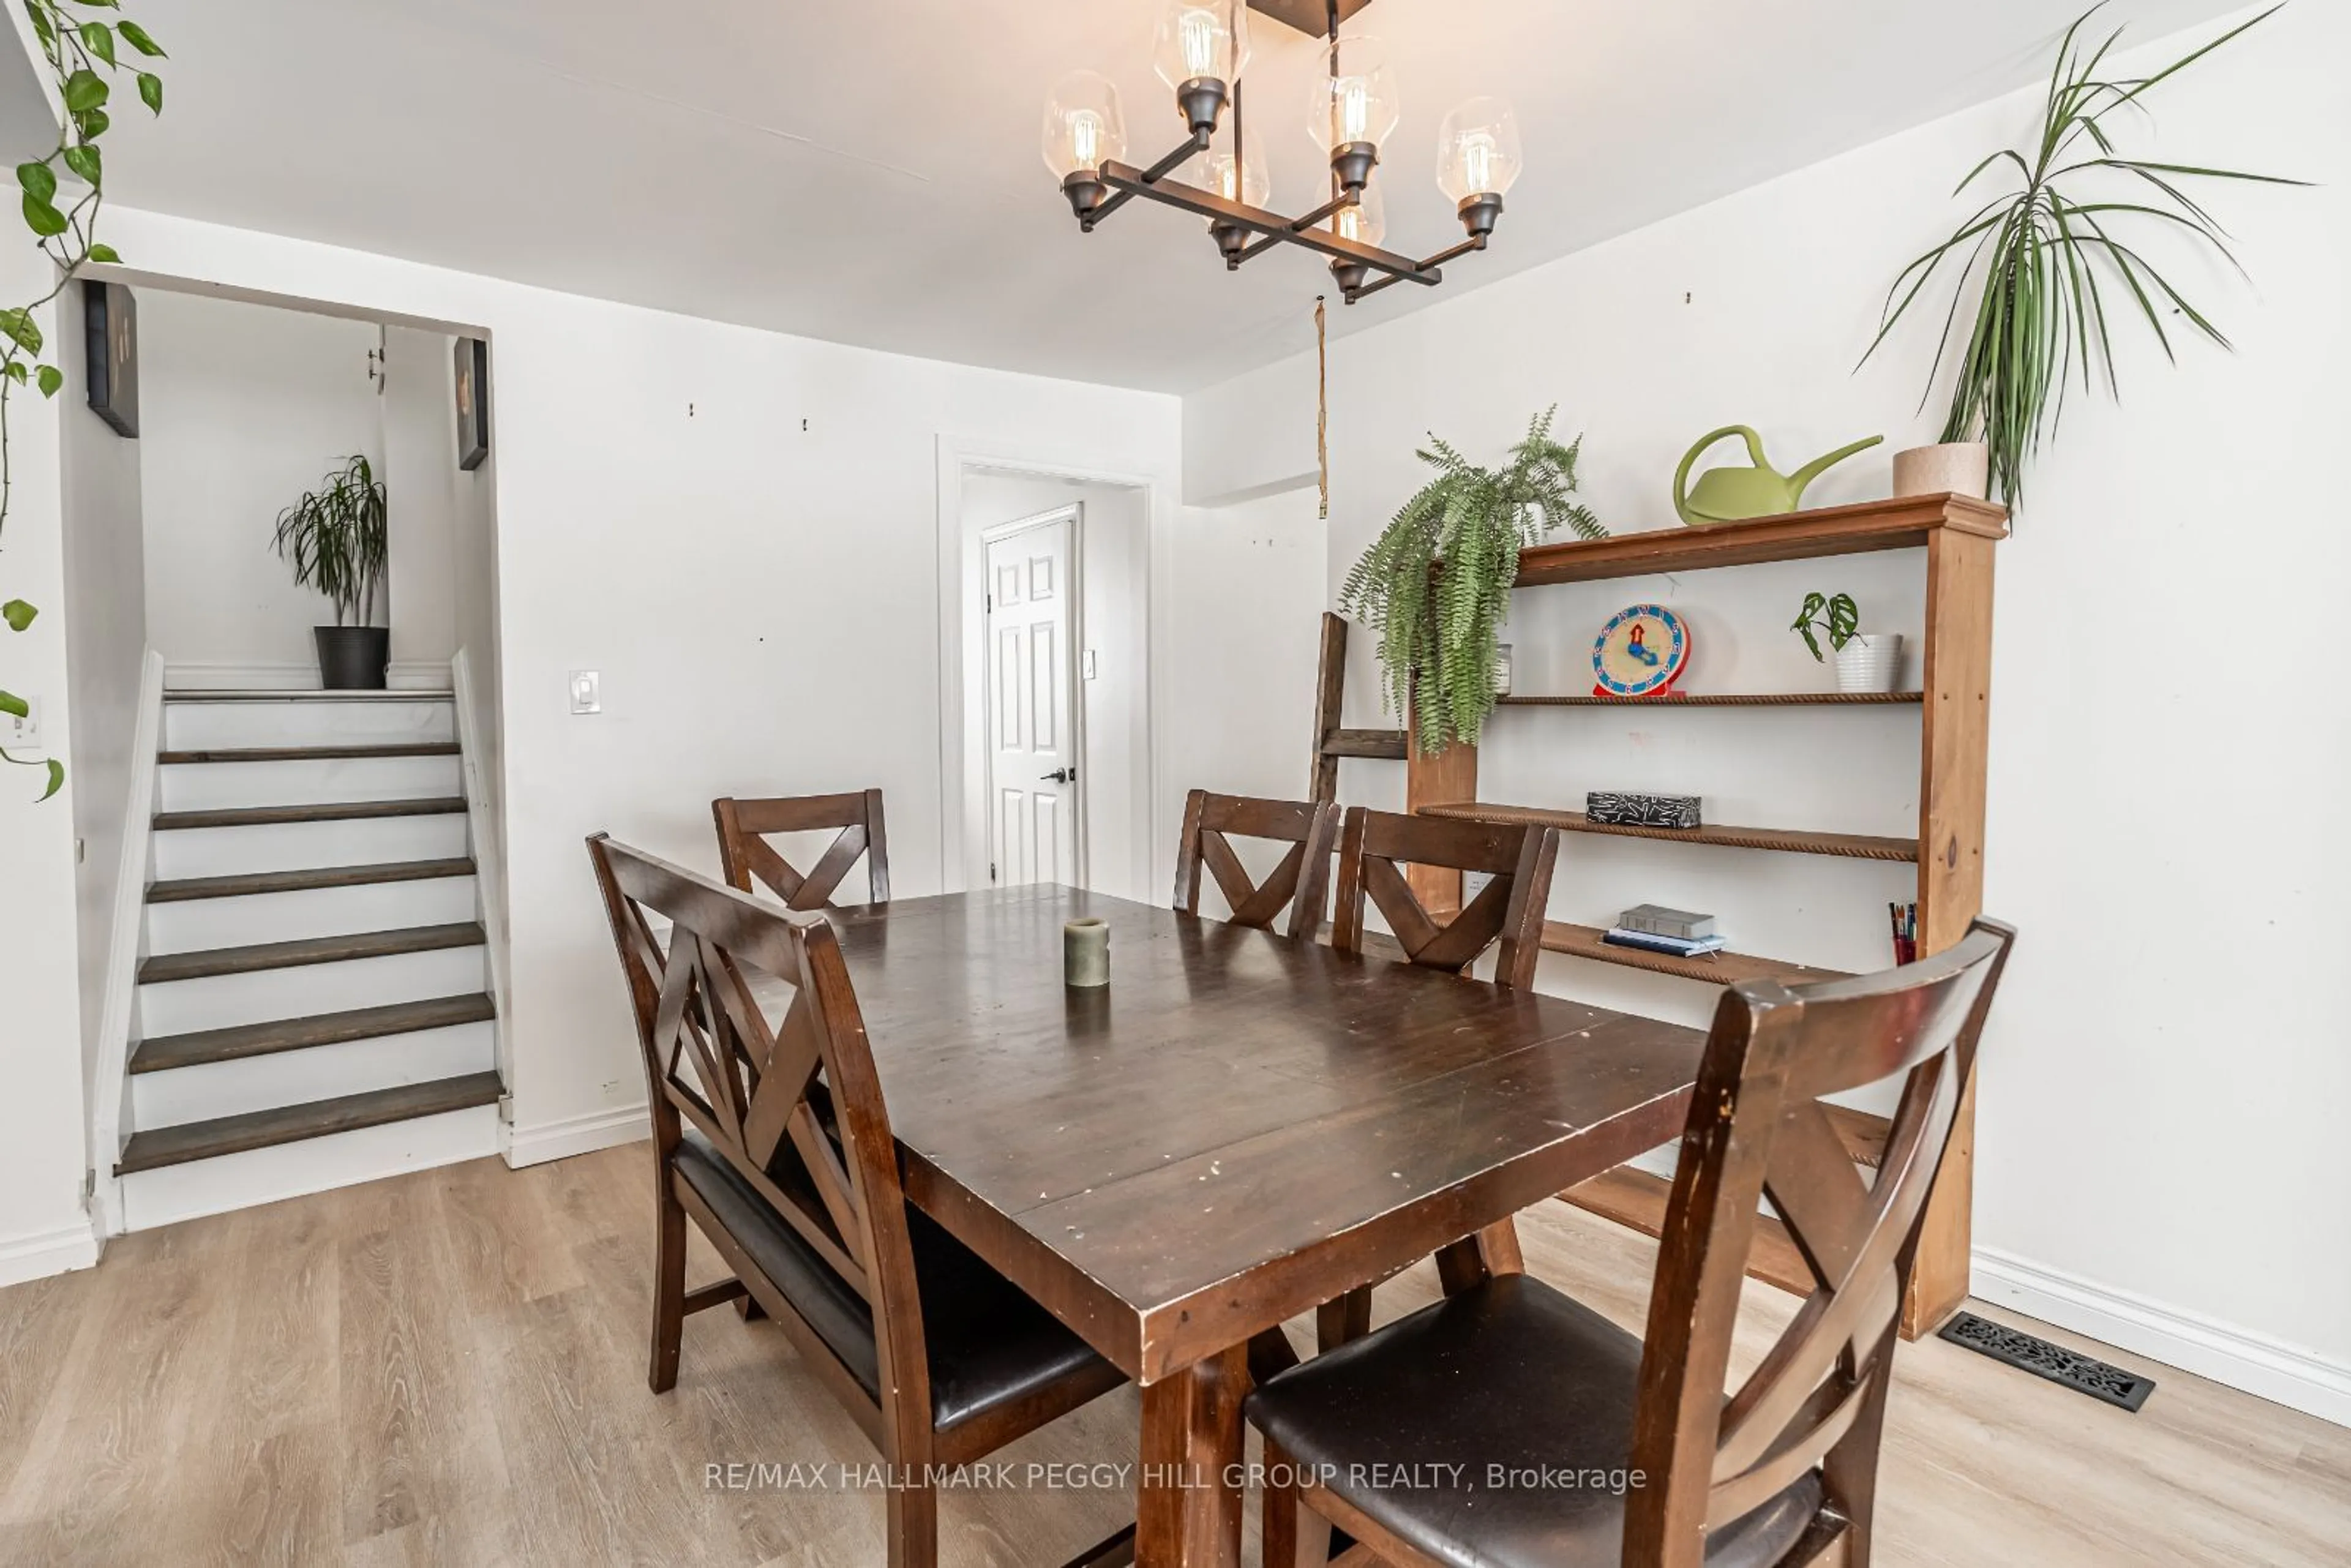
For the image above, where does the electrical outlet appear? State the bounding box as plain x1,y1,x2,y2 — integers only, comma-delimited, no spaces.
569,671,601,715
3,694,40,751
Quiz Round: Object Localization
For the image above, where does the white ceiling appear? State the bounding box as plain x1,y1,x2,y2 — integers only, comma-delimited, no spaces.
88,0,2244,393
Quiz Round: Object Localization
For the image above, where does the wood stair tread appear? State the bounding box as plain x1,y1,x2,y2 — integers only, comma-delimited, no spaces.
157,742,460,764
114,1071,504,1174
138,921,487,985
130,994,497,1074
162,689,454,702
148,858,475,903
153,797,467,831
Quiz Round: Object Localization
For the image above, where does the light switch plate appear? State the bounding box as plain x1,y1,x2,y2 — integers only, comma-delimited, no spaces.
568,670,601,715
1082,650,1099,680
3,694,40,751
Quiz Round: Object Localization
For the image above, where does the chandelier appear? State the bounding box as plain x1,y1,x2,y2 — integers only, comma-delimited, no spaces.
1041,0,1523,304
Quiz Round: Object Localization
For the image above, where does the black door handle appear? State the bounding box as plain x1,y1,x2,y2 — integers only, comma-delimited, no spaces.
1040,768,1076,784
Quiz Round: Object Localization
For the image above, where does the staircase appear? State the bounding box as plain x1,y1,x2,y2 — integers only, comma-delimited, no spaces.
114,688,503,1231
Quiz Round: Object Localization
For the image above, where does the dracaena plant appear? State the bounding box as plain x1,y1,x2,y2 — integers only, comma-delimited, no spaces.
1,0,167,801
1339,407,1607,754
273,456,389,627
1862,4,2300,513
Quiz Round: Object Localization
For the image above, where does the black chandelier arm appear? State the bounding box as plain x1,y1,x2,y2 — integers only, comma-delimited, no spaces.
1095,160,1441,285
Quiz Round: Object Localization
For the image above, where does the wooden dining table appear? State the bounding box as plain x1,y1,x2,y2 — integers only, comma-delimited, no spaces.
787,882,1708,1568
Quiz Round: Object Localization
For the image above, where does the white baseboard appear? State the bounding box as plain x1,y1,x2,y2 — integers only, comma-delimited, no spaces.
389,660,453,691
165,660,319,691
0,1220,103,1288
503,1103,650,1168
1973,1245,2351,1430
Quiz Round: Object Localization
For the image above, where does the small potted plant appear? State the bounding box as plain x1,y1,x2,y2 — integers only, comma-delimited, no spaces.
1792,591,1902,693
272,454,390,689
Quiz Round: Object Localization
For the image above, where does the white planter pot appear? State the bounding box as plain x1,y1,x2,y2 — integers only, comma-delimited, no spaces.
1835,632,1905,693
1892,441,1990,501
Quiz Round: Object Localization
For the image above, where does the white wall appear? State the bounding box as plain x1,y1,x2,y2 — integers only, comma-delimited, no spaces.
135,290,388,680
0,247,97,1286
91,206,1185,1168
58,298,147,1145
1184,4,2351,1414
380,324,461,682
1160,486,1330,909
958,471,1152,901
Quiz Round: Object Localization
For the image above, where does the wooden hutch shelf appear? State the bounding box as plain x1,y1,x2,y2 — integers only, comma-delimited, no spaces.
1417,800,1919,863
1496,691,1922,708
1511,491,2009,584
1538,920,1853,988
1310,492,2008,1340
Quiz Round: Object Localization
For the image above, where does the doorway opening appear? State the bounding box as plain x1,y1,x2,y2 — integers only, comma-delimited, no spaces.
953,466,1153,902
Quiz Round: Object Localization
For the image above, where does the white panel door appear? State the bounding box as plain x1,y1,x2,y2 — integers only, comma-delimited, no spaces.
986,517,1079,887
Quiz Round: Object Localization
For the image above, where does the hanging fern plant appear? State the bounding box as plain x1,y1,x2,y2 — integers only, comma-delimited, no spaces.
1340,408,1606,754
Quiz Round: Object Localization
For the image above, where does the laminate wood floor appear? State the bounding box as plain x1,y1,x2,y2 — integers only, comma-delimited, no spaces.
1,1144,2342,1566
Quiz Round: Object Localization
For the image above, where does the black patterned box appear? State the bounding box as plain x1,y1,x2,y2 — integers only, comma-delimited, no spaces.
1586,792,1702,830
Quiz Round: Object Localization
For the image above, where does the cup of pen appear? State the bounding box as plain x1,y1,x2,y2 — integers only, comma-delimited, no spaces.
1063,918,1109,988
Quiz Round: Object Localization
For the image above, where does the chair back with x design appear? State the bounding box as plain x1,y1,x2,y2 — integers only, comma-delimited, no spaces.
587,833,932,1444
1172,790,1342,940
713,789,890,910
1625,918,2015,1567
1330,807,1559,988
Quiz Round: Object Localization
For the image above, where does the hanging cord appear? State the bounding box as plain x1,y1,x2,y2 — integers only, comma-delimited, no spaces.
1316,295,1329,520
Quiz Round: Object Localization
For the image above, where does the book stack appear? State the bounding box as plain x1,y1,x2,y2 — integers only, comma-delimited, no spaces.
1603,904,1726,958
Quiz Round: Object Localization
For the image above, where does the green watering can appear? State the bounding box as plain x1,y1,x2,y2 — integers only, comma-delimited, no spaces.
1673,426,1884,527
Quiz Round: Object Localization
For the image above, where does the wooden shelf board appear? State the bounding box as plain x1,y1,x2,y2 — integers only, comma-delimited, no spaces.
1539,921,1853,988
1497,691,1921,708
1827,1105,1890,1170
1561,1168,1814,1296
1513,493,2008,587
1417,800,1919,863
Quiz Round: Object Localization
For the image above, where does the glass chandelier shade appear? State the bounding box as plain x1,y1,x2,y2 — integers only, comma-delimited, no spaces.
1153,0,1252,89
1202,137,1272,214
1041,71,1128,181
1436,96,1524,203
1305,34,1400,152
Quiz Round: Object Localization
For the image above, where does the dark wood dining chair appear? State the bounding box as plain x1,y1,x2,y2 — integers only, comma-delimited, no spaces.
1173,789,1343,939
1331,806,1559,988
1311,808,1565,1353
713,788,890,909
587,834,1130,1568
1247,918,2017,1568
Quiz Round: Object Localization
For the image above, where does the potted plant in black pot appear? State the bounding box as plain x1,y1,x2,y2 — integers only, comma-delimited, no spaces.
272,454,390,689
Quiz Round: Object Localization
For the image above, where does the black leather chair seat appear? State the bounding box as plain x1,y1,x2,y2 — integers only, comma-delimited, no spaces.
672,1131,1113,1433
1245,1274,1821,1568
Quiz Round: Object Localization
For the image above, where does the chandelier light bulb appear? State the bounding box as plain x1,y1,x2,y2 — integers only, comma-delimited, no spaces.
1436,96,1524,204
1041,71,1128,182
1202,139,1271,214
1153,1,1251,91
1330,181,1387,249
1305,34,1400,154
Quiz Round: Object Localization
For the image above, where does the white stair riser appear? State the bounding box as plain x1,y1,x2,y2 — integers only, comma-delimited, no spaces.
147,877,479,955
159,754,462,812
163,699,456,751
153,812,469,881
117,1104,501,1233
138,945,488,1038
131,1021,497,1130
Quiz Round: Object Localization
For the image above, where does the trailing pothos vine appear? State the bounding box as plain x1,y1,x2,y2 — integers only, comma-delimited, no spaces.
0,0,165,800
